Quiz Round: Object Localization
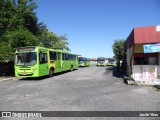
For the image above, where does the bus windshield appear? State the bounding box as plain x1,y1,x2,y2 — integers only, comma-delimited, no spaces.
108,58,115,63
97,57,105,61
15,52,37,66
79,57,85,62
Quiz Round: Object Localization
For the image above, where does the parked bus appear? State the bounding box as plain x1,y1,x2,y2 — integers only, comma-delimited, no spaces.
14,46,79,78
107,58,116,66
97,57,106,66
78,56,90,67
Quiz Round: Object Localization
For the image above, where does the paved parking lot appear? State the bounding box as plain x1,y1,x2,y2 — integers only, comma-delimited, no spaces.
0,66,160,120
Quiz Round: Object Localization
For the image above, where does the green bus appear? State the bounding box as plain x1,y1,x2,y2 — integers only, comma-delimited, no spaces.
78,57,90,67
107,58,116,66
97,57,106,66
14,46,79,78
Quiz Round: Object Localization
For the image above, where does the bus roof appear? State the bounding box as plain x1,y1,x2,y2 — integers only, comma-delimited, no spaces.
16,46,77,55
49,49,77,55
97,57,105,59
78,56,90,59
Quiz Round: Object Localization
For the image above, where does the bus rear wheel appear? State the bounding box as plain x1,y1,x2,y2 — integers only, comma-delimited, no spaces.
49,68,54,77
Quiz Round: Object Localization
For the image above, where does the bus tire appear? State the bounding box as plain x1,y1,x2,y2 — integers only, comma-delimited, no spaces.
49,68,54,77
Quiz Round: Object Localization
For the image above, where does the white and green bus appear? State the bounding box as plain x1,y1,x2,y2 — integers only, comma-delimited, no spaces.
14,46,79,78
97,57,106,66
78,57,90,67
107,58,116,66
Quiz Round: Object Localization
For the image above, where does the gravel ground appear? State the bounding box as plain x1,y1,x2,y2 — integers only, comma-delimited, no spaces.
0,66,160,120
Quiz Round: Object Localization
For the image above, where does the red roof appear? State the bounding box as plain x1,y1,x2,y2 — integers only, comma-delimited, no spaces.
134,26,160,44
90,58,97,61
126,26,160,48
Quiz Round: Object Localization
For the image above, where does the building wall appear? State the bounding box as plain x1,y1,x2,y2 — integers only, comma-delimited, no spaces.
105,59,108,65
132,47,159,83
126,44,160,83
159,53,160,65
134,44,143,53
158,53,160,77
90,61,97,65
132,65,158,81
126,42,160,71
125,26,160,84
126,46,134,76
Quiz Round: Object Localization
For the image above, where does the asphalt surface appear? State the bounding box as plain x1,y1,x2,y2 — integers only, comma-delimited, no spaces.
0,66,160,120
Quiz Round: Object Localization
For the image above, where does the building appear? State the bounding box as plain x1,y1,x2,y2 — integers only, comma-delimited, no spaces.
125,25,160,85
90,58,97,65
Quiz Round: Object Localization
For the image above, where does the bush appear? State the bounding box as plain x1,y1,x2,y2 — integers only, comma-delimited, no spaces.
0,61,14,76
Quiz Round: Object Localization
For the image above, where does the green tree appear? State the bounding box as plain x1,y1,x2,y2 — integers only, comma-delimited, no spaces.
0,0,38,35
17,0,38,35
0,0,39,61
112,39,125,71
0,27,38,61
51,34,70,51
38,27,70,51
0,0,17,37
0,0,70,62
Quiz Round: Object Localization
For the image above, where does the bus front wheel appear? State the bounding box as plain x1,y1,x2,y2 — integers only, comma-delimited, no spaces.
49,68,54,77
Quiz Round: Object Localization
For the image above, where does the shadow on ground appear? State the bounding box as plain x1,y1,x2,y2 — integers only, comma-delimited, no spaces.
79,66,90,68
105,66,114,70
154,85,160,90
112,67,123,78
19,69,78,81
19,76,48,81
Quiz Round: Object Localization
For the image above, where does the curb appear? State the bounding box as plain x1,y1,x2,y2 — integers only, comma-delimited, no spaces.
123,75,160,86
123,76,135,85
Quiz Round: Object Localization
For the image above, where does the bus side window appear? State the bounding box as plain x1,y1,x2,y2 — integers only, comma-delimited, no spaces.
40,53,48,64
73,55,75,60
70,55,73,60
65,54,69,60
62,53,65,60
68,54,71,60
49,51,56,60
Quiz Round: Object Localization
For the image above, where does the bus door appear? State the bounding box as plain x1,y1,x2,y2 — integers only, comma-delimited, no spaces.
57,52,62,71
39,50,49,76
48,51,57,71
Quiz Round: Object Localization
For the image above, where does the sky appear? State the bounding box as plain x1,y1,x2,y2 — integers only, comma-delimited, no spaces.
34,0,160,58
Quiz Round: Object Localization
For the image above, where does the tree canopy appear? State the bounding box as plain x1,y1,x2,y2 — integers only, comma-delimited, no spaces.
0,0,70,62
112,39,125,61
112,39,125,71
38,26,70,51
